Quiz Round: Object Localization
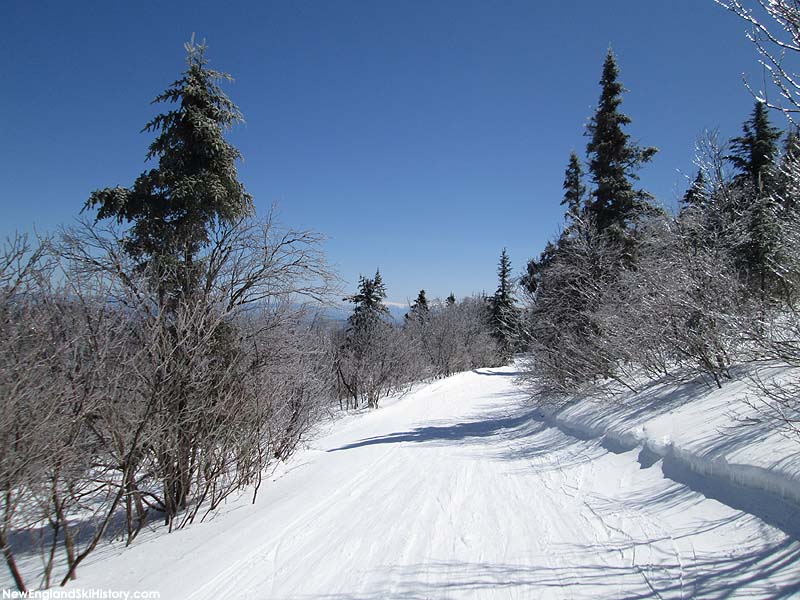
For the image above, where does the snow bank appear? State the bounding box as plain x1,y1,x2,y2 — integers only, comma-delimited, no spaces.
535,365,800,513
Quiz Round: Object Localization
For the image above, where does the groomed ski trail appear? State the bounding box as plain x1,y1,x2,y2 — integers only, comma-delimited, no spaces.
68,366,800,599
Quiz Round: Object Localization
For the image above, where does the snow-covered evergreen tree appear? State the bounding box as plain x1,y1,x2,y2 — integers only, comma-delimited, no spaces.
346,270,389,334
681,170,708,210
85,35,253,289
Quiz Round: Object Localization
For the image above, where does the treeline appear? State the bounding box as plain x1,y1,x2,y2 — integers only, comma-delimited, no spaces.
335,276,502,409
520,3,800,444
0,40,504,591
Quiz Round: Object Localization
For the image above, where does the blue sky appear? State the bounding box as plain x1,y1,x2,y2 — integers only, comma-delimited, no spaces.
0,0,778,304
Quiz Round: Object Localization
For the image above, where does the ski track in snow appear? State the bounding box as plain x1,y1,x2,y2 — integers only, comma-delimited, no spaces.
60,367,800,599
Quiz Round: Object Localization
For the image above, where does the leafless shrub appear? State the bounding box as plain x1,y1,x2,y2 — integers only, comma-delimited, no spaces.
716,0,800,119
599,214,750,389
422,297,501,377
335,319,415,409
520,219,629,397
0,210,338,590
744,369,800,441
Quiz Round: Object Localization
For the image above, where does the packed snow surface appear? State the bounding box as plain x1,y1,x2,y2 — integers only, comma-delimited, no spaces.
58,366,799,598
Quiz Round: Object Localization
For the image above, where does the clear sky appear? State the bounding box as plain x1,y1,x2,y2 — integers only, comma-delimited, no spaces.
0,0,779,305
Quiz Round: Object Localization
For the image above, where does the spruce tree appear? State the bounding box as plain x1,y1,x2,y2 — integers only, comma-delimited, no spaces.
521,241,558,296
522,155,585,298
727,101,782,194
405,289,429,323
681,170,707,209
493,249,514,307
585,49,657,235
81,37,253,519
520,258,539,296
561,151,587,223
446,292,456,306
85,36,253,298
489,249,519,359
340,271,393,409
727,102,784,294
412,289,429,313
345,269,389,333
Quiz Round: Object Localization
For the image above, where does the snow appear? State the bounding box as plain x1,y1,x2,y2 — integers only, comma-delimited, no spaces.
12,365,800,598
540,364,800,508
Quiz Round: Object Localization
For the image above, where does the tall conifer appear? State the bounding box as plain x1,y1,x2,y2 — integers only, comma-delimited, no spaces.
727,101,782,194
681,170,707,209
727,102,784,294
489,249,519,359
406,289,429,322
585,49,657,234
561,151,587,223
346,269,389,333
85,36,252,282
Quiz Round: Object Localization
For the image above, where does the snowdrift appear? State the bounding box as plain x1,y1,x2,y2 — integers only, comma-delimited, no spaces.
534,364,800,532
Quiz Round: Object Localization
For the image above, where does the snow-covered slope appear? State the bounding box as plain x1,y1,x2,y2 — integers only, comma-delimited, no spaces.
26,366,800,598
542,365,800,510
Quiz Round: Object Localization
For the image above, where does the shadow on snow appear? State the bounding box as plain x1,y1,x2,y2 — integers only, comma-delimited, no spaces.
286,538,800,600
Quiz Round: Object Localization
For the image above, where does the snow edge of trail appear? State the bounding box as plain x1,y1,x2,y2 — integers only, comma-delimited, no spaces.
533,387,800,524
552,411,800,503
